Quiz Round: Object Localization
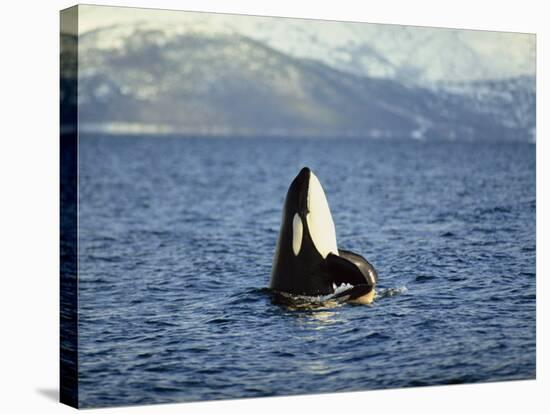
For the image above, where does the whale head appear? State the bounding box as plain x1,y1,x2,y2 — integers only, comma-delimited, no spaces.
281,167,338,259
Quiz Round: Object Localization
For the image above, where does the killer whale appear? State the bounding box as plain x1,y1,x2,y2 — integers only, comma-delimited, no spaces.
270,167,378,303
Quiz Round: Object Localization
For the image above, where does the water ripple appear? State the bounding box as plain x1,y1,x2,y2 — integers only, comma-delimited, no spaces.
76,136,536,408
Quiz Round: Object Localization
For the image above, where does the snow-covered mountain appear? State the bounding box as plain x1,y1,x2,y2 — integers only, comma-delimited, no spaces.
60,12,535,141
433,75,535,140
60,25,534,141
78,8,535,86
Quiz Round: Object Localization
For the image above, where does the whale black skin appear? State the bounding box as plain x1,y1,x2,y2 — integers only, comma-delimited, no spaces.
270,167,378,297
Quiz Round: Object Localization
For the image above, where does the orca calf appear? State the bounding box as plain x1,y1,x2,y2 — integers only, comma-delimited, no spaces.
270,167,378,304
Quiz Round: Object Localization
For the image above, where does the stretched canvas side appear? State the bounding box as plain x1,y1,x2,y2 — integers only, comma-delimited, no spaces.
60,5,79,409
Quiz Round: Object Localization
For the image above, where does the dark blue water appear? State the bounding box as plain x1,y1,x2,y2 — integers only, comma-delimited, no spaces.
77,135,535,408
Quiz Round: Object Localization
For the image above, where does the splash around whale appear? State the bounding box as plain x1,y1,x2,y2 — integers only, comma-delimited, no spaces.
269,167,378,305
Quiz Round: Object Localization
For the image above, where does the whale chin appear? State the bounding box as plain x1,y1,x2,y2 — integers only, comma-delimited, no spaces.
306,170,338,259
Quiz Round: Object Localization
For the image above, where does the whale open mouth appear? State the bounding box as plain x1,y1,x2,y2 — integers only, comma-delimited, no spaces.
332,283,354,295
331,283,375,303
273,283,375,307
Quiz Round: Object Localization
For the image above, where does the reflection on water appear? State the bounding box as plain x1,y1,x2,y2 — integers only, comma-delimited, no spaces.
297,310,342,328
302,360,332,375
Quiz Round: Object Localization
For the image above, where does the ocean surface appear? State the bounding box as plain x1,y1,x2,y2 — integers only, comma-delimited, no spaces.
77,135,536,408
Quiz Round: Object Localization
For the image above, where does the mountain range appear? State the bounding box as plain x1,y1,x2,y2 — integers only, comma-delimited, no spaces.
61,21,536,141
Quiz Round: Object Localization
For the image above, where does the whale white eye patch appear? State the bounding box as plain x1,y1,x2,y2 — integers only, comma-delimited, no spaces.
292,213,303,256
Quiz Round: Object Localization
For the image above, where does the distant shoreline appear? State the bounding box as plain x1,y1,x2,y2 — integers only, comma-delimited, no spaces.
67,125,536,144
